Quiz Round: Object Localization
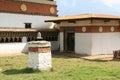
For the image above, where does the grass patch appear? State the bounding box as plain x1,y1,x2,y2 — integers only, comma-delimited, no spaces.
0,54,120,80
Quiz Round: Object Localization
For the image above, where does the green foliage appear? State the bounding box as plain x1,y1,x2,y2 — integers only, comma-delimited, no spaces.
0,55,120,80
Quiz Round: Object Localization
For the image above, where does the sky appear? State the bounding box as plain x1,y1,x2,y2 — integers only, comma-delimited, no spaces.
55,0,120,16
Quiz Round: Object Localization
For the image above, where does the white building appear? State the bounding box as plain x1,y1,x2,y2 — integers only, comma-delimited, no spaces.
46,14,120,55
0,0,59,55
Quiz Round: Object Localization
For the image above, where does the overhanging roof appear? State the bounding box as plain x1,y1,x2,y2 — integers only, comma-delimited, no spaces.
45,14,120,22
0,28,59,32
0,28,37,32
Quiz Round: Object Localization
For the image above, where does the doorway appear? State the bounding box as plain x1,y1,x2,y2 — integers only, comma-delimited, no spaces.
64,28,75,52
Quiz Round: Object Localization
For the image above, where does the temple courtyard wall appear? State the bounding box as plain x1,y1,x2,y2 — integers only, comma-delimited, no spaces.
0,41,59,55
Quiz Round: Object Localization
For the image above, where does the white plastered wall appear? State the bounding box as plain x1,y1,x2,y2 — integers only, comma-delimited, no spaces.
0,41,60,55
0,43,28,55
74,32,120,55
75,33,92,55
0,13,55,29
91,32,120,55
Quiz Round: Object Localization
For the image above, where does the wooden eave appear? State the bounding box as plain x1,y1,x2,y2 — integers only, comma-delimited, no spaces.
45,17,120,23
45,14,120,23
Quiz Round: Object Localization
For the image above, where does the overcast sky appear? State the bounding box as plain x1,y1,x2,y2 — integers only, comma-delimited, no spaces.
56,0,120,16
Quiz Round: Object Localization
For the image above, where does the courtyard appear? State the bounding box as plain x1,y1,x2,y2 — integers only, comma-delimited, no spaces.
0,53,120,80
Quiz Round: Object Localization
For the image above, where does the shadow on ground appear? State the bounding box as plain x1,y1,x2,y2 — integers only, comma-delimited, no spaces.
52,51,86,58
82,58,113,62
52,51,114,62
2,68,40,75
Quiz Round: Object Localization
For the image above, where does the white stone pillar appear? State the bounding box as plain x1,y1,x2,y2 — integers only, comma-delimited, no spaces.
28,41,52,70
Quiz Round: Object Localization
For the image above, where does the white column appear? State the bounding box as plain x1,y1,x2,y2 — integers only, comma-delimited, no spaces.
60,32,64,52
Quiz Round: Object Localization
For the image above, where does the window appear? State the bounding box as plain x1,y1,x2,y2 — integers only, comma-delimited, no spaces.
43,36,58,41
25,23,32,28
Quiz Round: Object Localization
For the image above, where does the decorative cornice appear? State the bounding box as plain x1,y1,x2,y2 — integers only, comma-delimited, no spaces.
6,0,57,6
60,26,120,33
0,0,58,16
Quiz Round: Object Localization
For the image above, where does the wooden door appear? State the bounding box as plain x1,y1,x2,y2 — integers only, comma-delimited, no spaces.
64,28,75,52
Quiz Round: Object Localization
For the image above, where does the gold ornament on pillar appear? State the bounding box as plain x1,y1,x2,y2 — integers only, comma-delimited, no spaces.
21,4,27,12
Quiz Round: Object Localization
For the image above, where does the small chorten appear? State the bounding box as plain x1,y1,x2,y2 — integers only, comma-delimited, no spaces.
36,32,43,41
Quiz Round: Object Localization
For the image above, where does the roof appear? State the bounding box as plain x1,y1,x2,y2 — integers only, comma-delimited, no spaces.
18,0,56,5
45,14,120,22
0,28,59,32
0,28,37,32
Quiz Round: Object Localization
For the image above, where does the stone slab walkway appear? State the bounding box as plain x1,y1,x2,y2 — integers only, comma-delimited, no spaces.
82,55,113,60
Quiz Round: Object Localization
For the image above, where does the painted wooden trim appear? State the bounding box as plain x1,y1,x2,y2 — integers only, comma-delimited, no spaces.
7,0,57,6
0,0,57,16
60,26,120,33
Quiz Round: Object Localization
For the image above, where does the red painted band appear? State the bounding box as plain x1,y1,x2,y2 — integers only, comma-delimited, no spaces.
0,1,57,16
60,26,120,33
29,47,51,53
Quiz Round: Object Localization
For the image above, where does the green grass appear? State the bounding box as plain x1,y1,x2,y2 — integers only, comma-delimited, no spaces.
0,54,120,80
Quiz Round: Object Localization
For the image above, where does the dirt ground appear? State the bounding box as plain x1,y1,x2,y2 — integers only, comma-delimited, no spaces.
0,53,26,57
82,55,113,60
0,52,113,60
52,52,113,60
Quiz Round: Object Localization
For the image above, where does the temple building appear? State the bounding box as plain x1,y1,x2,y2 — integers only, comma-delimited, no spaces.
0,0,59,55
46,14,120,55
